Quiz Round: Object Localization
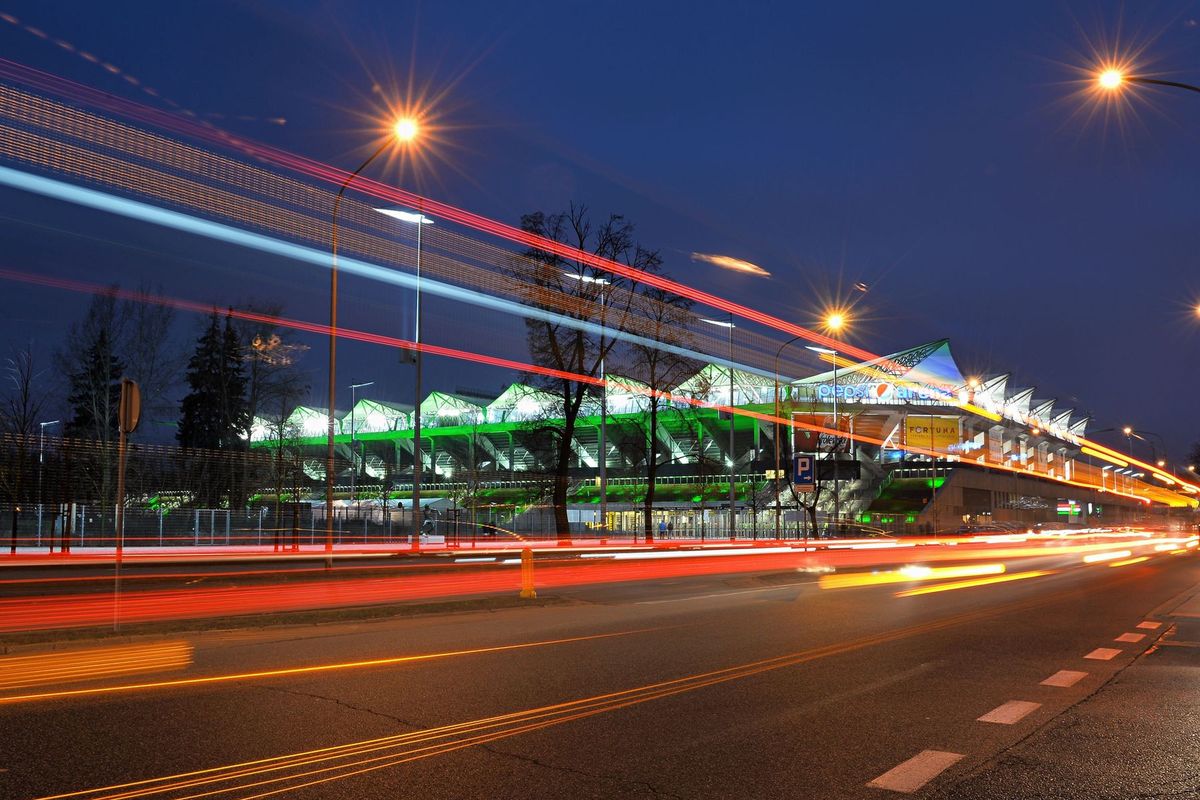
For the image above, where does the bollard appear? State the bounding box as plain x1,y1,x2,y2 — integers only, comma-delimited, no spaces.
519,547,536,599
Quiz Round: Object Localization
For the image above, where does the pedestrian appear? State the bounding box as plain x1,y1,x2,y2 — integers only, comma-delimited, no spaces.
666,521,674,538
658,520,667,537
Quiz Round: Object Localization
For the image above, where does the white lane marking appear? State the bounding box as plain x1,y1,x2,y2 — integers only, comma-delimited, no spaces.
1136,621,1161,630
634,585,797,605
1041,670,1088,687
867,750,965,793
977,700,1041,725
1085,647,1122,660
1115,632,1145,643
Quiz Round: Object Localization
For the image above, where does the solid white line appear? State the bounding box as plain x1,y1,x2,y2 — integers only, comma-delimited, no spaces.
1040,670,1088,688
977,700,1041,725
1115,632,1145,643
1136,621,1161,630
1084,647,1122,660
867,750,964,793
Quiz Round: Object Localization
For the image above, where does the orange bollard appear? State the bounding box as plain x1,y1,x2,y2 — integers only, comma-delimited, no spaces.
519,547,537,599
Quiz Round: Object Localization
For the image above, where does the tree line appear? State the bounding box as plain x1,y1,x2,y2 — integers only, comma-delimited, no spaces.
0,288,309,543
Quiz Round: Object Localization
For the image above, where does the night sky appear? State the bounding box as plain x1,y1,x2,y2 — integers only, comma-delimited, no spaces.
1,1,1199,461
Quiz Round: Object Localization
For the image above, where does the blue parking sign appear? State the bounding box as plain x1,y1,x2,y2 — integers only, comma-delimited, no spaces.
794,455,815,492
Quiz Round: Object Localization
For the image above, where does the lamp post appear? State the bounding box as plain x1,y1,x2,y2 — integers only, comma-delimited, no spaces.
37,419,59,548
375,208,434,550
348,381,374,504
806,345,841,535
702,315,737,540
1097,69,1200,96
563,273,611,537
773,336,806,540
328,118,417,567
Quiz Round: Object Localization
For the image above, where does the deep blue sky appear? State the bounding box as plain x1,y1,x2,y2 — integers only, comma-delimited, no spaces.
2,1,1199,461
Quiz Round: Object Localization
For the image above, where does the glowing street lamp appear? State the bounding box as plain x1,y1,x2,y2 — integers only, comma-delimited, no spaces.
348,381,375,503
806,344,842,535
701,315,738,540
393,117,419,142
1096,67,1200,96
326,118,419,567
375,208,435,550
773,334,807,540
564,272,612,536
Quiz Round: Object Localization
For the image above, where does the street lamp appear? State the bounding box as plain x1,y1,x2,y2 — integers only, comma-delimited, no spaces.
327,117,418,567
37,419,59,548
701,315,737,540
348,381,375,503
806,344,841,536
1096,68,1200,96
773,335,806,540
563,272,611,538
375,208,434,550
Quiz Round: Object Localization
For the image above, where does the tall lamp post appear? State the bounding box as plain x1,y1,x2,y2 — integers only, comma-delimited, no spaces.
773,336,806,540
563,273,611,537
37,419,59,547
348,381,375,503
702,315,737,540
1097,69,1200,96
806,345,841,534
375,208,434,549
328,118,417,567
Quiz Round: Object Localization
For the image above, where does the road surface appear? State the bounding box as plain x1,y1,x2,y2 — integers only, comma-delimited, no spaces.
0,546,1197,798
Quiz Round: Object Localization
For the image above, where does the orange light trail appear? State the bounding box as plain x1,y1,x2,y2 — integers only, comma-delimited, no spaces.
893,570,1056,597
0,641,191,691
818,563,1005,590
1108,556,1150,567
0,629,648,706
1082,550,1132,564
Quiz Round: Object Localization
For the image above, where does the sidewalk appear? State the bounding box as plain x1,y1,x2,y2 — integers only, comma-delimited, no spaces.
939,575,1200,799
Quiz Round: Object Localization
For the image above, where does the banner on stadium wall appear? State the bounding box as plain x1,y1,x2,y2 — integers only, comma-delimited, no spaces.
792,412,849,453
904,415,960,451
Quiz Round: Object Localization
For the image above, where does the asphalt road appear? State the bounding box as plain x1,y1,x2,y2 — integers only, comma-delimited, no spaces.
1,550,1197,799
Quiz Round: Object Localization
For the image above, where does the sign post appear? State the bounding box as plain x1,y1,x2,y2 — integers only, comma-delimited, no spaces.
794,454,815,552
794,454,815,492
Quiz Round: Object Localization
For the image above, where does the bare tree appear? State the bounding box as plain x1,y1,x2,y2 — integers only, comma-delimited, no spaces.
620,287,701,541
510,205,660,540
0,344,50,551
122,285,181,432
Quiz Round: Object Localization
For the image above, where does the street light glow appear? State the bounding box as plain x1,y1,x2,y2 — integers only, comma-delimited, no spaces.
1098,69,1124,90
393,117,419,142
825,312,846,331
1122,426,1133,436
374,208,434,225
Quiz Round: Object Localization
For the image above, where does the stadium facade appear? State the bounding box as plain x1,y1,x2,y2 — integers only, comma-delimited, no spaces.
249,339,1197,534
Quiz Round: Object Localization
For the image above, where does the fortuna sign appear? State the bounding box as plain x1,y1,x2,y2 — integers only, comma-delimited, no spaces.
814,382,953,404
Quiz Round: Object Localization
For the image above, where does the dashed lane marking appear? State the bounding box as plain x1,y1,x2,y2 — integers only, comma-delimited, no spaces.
1084,647,1122,660
867,750,965,794
1115,632,1145,643
1041,670,1088,687
977,700,1041,725
1136,621,1161,630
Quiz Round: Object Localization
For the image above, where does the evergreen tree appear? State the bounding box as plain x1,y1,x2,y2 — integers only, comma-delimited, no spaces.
178,314,224,450
64,328,125,442
219,313,249,450
178,312,249,507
